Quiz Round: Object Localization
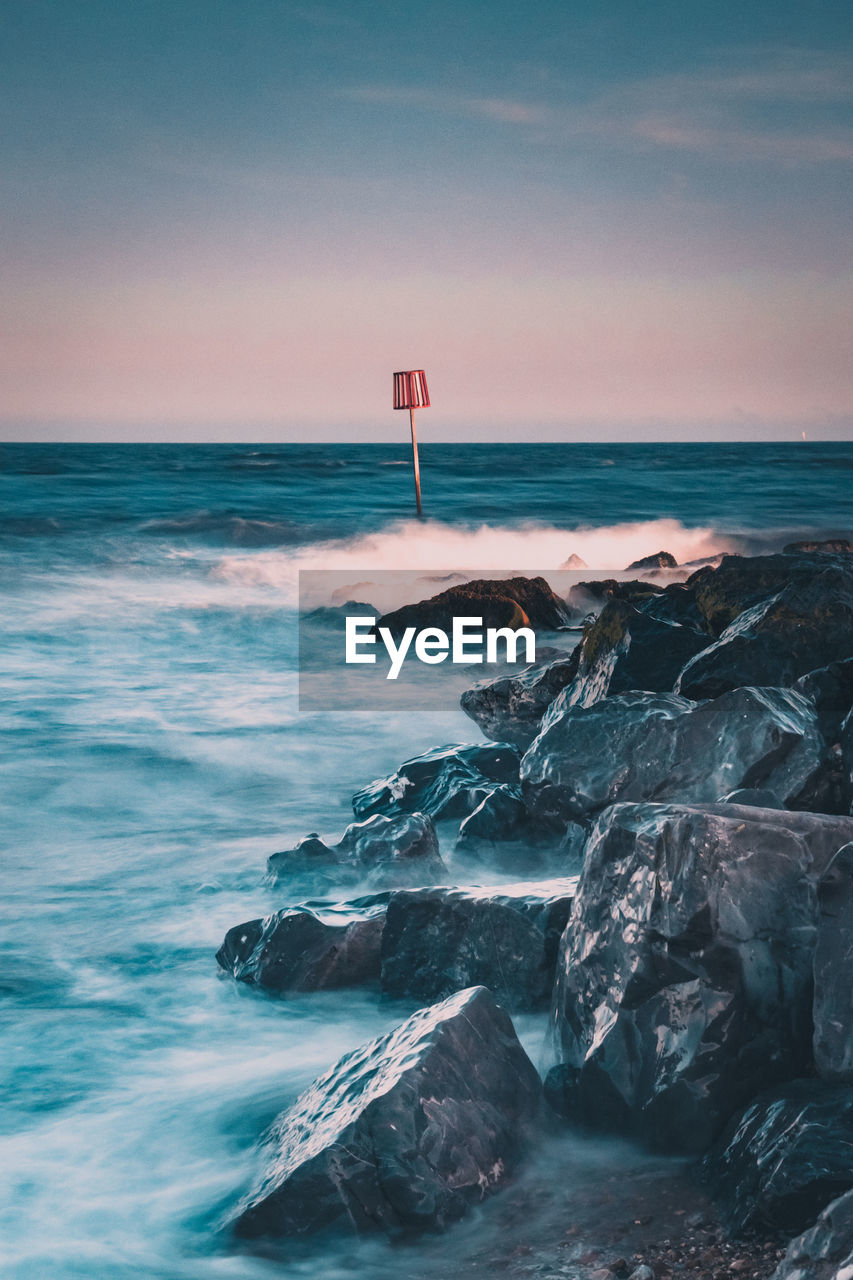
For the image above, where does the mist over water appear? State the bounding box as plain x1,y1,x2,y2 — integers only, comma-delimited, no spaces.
2,441,852,1277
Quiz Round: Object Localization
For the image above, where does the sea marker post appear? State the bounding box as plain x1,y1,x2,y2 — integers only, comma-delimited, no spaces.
393,369,430,516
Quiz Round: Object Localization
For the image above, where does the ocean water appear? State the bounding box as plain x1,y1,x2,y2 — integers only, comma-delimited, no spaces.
1,440,852,1278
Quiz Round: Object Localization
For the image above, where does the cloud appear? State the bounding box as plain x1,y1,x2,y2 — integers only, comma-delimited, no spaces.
340,85,550,126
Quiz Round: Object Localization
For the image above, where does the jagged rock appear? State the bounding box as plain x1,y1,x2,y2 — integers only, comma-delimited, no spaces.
352,742,521,822
770,1188,853,1279
683,553,824,637
795,659,853,746
566,578,663,618
814,843,853,1082
376,575,572,638
267,812,447,887
216,898,386,994
676,568,853,701
701,1080,853,1237
625,551,678,570
784,539,852,555
545,802,853,1154
558,600,708,708
561,553,588,569
844,712,853,813
721,787,784,808
231,986,542,1241
460,651,581,749
456,784,528,843
380,880,577,1011
521,686,826,828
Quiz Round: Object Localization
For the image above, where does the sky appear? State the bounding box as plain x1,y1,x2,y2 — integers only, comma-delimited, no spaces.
1,0,852,441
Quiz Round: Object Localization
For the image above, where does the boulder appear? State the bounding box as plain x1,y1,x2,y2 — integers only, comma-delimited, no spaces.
352,742,521,822
231,986,542,1241
267,812,447,888
376,575,572,638
721,787,784,808
784,539,852,555
566,578,663,618
521,686,826,828
559,600,708,709
814,843,853,1082
683,553,827,638
701,1080,853,1237
844,711,853,812
625,551,678,570
217,899,386,994
794,659,853,746
380,879,577,1011
770,1188,853,1279
676,567,853,701
460,650,580,749
455,784,528,843
545,802,853,1154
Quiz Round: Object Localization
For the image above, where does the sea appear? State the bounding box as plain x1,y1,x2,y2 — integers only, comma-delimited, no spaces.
2,440,852,1279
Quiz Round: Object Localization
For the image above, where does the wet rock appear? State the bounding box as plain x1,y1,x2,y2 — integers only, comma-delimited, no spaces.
456,784,528,843
380,879,577,1011
784,539,852,555
701,1080,853,1237
626,552,678,571
231,986,542,1241
460,650,581,749
352,742,521,822
267,812,447,887
683,554,827,638
216,899,386,994
567,578,664,618
720,788,784,809
546,802,853,1154
376,575,572,638
770,1187,853,1279
521,686,825,828
560,600,708,709
794,659,853,746
813,843,853,1082
676,568,853,701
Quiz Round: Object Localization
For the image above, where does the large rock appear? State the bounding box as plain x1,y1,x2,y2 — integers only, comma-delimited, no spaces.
522,686,826,827
460,650,581,749
545,802,853,1154
784,538,852,555
794,659,853,746
231,986,542,1240
216,899,386,995
813,843,853,1082
352,742,521,822
376,575,572,638
770,1188,853,1279
676,568,853,701
625,551,678,570
559,600,708,709
267,812,447,887
683,553,830,637
455,784,528,844
380,879,577,1012
701,1080,853,1237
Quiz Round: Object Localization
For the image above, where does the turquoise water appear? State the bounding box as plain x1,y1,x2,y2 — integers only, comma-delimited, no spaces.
1,441,851,1277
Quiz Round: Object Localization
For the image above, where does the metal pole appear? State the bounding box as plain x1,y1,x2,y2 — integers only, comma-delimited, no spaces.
409,405,422,515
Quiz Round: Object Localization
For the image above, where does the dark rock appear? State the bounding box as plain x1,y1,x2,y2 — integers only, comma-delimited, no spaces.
701,1080,853,1237
352,742,521,822
376,575,572,638
784,539,852,555
566,578,664,617
626,551,679,570
216,901,386,994
844,711,853,813
794,659,853,746
231,986,542,1241
721,787,784,808
770,1187,853,1279
267,812,447,887
380,879,577,1011
456,784,528,843
683,554,823,638
560,600,708,708
521,686,825,827
546,802,853,1154
814,843,853,1083
676,568,853,701
460,650,581,749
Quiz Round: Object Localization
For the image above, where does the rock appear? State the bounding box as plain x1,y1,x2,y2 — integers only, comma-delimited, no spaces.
460,650,581,749
352,742,521,822
376,575,572,638
267,812,447,887
628,1267,656,1280
380,879,577,1011
721,787,784,808
231,986,542,1241
784,539,852,555
813,843,853,1082
456,784,528,843
794,659,853,746
844,711,853,812
626,552,678,571
545,802,853,1153
683,554,824,638
560,600,708,709
521,686,826,828
561,553,588,569
566,578,664,618
770,1187,853,1279
701,1080,853,1237
216,899,386,994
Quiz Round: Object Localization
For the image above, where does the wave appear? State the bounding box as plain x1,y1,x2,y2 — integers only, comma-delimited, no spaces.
139,512,305,546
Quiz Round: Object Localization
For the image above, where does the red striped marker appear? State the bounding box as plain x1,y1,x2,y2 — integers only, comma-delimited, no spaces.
393,369,430,515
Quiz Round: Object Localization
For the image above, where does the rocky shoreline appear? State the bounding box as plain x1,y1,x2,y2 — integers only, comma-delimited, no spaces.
217,544,853,1277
